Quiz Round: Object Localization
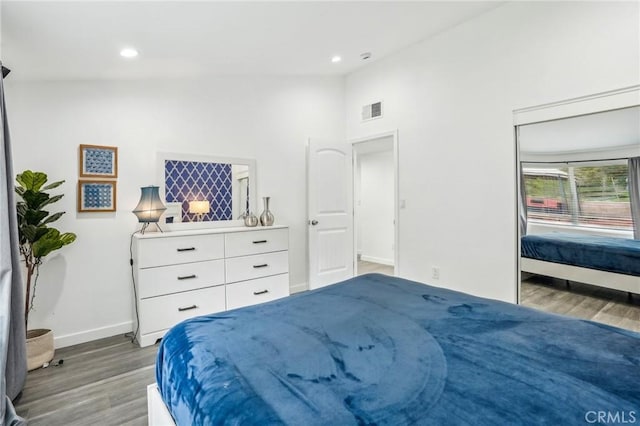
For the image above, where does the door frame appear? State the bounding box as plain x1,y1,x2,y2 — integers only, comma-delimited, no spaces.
349,130,399,276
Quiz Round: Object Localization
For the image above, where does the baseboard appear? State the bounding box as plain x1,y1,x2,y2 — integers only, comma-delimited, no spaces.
54,321,133,349
360,255,394,266
290,282,308,294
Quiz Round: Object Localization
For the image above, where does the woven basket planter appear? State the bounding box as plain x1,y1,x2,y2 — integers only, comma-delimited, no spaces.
26,329,54,371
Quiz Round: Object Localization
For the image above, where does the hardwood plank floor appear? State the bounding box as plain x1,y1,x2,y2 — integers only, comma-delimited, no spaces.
521,275,640,333
14,334,158,425
357,260,394,276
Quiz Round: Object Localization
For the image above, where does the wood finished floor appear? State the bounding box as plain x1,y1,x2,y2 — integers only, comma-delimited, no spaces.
357,260,394,276
14,334,158,426
521,274,640,333
13,272,639,425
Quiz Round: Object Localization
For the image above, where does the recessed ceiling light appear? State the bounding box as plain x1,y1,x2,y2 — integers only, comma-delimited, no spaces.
120,48,139,58
331,56,342,63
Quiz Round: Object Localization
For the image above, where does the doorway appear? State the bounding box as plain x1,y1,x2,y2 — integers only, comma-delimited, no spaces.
352,133,398,277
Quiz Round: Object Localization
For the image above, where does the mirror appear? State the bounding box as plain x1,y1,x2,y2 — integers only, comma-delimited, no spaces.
516,102,640,332
157,152,256,228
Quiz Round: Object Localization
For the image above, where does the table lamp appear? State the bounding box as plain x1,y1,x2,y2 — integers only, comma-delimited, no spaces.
132,186,167,233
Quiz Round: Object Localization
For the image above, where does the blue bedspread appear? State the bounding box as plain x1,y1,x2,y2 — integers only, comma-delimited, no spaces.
156,274,640,425
521,233,640,276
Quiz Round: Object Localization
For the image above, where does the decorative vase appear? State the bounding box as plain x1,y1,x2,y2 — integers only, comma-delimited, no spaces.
259,196,275,226
26,328,54,371
244,212,259,227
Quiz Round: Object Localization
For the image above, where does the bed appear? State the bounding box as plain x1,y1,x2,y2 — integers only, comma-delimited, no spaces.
150,273,640,425
520,233,640,294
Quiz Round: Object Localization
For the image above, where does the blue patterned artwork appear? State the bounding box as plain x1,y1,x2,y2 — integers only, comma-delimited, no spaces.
79,181,116,212
164,160,232,221
80,145,117,177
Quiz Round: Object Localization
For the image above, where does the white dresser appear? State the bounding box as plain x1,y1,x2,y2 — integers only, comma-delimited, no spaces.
132,226,289,347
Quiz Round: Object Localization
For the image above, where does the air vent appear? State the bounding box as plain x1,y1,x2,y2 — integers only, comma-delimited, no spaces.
362,101,383,122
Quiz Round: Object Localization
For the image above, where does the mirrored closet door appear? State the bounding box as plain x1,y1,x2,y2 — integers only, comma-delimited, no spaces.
516,97,640,332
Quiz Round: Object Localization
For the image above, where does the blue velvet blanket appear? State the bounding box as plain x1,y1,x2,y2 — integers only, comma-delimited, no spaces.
521,233,640,276
156,274,640,425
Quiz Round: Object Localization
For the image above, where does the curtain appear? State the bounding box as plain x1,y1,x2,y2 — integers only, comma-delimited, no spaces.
630,157,640,240
0,63,27,426
518,163,527,236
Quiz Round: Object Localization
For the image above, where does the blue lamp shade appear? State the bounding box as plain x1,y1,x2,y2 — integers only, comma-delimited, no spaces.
132,186,167,223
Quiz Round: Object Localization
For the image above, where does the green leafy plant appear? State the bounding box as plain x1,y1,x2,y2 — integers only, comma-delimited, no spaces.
15,170,76,330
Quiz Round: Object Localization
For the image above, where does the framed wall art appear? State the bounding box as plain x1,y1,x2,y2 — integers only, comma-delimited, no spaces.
79,144,118,178
78,180,117,212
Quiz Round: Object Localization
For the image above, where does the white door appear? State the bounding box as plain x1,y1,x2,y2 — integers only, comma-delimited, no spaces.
307,139,354,290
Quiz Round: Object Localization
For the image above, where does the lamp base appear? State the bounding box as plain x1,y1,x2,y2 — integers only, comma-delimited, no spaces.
140,222,164,234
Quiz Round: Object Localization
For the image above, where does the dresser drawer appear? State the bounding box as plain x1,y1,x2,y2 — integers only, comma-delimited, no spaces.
137,259,225,299
136,234,224,268
225,251,289,283
139,285,225,335
226,274,290,310
225,228,289,258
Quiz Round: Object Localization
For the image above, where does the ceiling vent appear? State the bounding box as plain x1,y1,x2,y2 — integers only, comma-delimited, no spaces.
362,101,383,122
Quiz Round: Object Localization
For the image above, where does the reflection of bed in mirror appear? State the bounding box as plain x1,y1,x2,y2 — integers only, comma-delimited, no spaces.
521,233,640,294
157,152,256,229
515,89,640,324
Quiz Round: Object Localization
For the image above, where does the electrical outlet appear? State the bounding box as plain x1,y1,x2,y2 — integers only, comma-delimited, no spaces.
432,267,440,280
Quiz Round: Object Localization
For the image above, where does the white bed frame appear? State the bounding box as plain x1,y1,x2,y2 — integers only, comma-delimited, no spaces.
521,257,640,295
147,384,177,426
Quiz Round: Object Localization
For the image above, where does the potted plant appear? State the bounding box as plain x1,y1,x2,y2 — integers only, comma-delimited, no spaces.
15,170,76,370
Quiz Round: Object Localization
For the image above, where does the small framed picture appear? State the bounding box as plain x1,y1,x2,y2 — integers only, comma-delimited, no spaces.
78,180,117,212
161,202,183,224
79,144,118,178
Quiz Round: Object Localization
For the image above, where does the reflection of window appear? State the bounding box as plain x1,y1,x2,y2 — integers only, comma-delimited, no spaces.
523,162,632,230
524,168,572,222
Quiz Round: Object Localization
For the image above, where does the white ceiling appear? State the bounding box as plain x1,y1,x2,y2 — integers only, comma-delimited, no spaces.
1,1,503,81
519,107,640,155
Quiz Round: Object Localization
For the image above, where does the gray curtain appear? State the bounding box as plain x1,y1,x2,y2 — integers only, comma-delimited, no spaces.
519,164,527,236
630,157,640,240
0,63,27,426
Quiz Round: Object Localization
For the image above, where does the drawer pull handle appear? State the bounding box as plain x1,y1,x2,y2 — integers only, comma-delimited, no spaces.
253,289,269,295
178,305,198,312
253,240,268,244
177,274,197,280
253,264,268,269
177,247,196,252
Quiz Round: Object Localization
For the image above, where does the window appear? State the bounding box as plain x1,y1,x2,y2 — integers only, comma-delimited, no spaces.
523,162,632,230
524,168,572,223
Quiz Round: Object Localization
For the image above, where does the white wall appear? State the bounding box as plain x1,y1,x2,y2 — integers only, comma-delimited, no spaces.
7,1,638,346
357,150,394,265
345,1,639,301
7,76,344,347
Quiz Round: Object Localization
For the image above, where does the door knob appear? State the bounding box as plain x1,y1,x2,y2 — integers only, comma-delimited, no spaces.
310,220,319,226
